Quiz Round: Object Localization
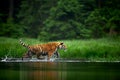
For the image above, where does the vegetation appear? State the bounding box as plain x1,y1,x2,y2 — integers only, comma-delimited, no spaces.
0,0,120,61
0,37,120,61
0,37,41,58
61,37,120,61
0,0,120,40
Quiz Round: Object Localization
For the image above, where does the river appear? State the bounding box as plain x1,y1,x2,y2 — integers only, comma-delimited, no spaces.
0,59,120,80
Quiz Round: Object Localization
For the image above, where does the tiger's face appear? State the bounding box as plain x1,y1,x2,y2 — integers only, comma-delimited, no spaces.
58,42,67,50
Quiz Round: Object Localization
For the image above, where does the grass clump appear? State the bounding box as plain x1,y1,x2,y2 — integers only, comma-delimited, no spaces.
0,37,120,61
0,37,41,58
60,38,120,61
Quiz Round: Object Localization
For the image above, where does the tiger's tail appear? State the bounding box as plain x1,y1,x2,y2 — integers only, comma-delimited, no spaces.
19,39,29,48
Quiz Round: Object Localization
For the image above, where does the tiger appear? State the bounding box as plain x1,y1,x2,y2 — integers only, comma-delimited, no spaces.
19,39,66,60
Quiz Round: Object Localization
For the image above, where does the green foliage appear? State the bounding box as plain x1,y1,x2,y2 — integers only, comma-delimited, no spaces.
85,9,105,38
0,37,41,58
40,0,94,40
85,0,120,38
0,37,120,61
0,18,23,38
0,0,120,40
60,38,120,61
0,37,23,57
17,0,57,38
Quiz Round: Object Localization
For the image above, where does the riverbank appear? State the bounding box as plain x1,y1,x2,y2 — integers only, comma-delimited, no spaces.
0,37,120,61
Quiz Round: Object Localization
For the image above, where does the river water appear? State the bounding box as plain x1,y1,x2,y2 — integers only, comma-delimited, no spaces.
0,59,120,80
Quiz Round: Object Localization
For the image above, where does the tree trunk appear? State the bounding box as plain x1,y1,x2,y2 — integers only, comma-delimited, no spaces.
98,0,101,8
9,0,13,18
109,27,117,36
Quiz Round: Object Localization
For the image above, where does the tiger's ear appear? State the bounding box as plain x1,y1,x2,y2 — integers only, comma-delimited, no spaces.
60,42,64,45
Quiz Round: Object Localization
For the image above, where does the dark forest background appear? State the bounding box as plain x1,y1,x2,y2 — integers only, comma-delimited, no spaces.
0,0,120,40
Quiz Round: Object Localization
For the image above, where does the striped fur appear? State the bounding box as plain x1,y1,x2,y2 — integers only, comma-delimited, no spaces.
19,40,66,60
19,39,29,48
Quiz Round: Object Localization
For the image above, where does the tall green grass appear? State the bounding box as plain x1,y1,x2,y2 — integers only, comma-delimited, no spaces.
60,38,120,61
0,37,42,58
0,37,120,61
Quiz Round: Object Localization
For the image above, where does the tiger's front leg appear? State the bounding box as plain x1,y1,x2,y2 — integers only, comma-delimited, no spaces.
47,51,55,60
36,52,42,59
54,51,60,58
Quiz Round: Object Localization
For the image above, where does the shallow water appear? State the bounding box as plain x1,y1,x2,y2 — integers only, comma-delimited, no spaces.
0,59,120,80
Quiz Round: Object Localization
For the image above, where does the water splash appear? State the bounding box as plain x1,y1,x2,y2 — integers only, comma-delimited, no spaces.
1,55,7,62
1,57,120,63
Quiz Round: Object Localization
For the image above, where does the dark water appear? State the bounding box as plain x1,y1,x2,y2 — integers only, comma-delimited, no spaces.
0,61,120,80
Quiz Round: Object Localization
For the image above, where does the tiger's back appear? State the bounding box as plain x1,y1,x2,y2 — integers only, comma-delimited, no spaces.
20,40,67,60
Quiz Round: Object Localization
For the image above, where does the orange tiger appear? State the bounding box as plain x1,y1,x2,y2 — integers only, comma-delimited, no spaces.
19,39,66,60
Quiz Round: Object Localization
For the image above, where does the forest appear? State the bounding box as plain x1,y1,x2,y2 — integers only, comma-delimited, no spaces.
0,0,120,60
0,0,120,40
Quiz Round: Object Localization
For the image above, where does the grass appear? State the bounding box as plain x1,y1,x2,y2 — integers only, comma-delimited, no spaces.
61,38,120,61
0,37,120,61
0,37,41,58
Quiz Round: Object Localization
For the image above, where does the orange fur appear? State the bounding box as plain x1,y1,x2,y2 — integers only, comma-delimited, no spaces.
20,40,66,60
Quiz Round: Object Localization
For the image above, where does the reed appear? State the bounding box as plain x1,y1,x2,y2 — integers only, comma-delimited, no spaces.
0,37,41,58
60,38,120,61
0,37,120,61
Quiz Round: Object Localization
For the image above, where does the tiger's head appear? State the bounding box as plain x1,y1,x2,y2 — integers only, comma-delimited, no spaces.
58,42,67,50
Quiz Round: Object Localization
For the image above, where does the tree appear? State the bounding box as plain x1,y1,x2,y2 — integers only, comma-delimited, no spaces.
39,0,95,40
0,0,23,38
85,0,120,38
0,18,23,38
17,0,57,38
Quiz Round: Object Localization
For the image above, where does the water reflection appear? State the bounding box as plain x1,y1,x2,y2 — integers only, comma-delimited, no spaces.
0,62,120,80
19,62,67,80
